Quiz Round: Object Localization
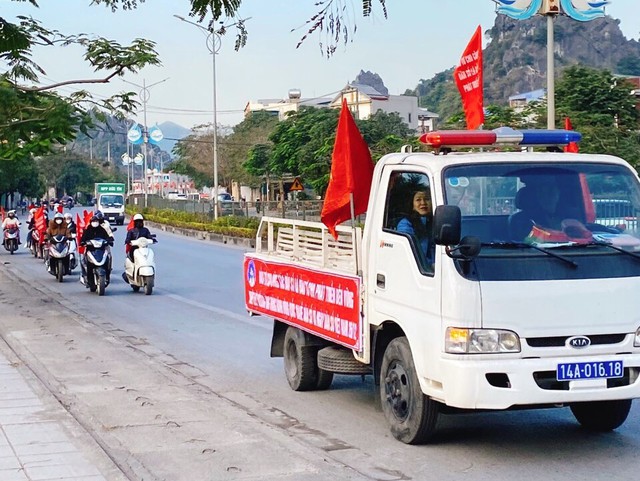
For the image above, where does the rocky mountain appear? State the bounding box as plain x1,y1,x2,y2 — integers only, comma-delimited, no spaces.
156,121,191,156
352,70,389,95
406,14,640,122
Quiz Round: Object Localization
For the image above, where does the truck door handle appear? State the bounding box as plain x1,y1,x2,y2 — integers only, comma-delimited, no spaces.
376,273,386,288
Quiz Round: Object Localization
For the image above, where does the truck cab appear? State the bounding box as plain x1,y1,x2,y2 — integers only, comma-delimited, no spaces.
94,183,126,225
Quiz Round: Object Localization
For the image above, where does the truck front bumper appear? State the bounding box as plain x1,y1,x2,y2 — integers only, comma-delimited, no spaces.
435,352,640,410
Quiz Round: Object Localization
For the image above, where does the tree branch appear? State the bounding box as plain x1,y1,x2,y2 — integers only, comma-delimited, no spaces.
15,66,125,92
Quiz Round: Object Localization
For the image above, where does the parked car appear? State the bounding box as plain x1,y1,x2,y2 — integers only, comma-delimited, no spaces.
217,192,244,216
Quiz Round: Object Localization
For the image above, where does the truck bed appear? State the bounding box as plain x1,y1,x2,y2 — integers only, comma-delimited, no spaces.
255,217,362,275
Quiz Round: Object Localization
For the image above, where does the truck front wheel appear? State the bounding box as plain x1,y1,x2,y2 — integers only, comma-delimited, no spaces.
570,399,632,431
380,336,439,444
283,326,321,391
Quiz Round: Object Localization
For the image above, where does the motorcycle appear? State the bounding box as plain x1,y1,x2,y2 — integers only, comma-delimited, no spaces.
123,235,157,295
45,234,72,282
81,238,113,296
2,227,19,254
31,229,45,259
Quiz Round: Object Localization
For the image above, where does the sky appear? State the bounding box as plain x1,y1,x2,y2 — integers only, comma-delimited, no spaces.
2,0,639,132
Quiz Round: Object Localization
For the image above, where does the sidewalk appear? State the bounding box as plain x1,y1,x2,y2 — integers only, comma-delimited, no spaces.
0,338,124,481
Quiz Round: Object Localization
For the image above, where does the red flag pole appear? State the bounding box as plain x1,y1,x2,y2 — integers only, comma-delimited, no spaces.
321,99,374,240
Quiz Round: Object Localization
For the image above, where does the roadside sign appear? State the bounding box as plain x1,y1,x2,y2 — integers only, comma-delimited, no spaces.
289,177,304,192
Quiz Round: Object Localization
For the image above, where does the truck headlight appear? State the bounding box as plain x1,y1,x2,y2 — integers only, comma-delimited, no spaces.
446,328,521,354
634,327,640,347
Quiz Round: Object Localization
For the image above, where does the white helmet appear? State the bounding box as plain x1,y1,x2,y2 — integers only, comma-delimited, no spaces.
133,214,144,221
63,212,72,220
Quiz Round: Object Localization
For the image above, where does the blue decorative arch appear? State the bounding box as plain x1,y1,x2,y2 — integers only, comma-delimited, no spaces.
560,0,609,22
495,0,542,20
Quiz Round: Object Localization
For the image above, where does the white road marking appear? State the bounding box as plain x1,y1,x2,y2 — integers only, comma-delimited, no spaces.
163,292,270,331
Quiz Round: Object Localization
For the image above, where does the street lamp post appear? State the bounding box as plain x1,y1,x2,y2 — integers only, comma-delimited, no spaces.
174,15,222,219
122,77,168,208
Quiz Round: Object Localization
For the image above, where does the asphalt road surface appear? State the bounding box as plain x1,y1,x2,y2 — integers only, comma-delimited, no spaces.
2,207,639,481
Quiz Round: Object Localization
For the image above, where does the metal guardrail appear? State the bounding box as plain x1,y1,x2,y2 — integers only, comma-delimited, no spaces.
128,194,326,221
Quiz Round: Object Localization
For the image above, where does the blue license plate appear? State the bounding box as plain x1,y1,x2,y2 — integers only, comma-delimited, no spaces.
557,360,624,381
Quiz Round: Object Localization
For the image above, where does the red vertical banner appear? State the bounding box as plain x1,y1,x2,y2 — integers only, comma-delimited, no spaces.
454,25,484,130
0,207,5,221
320,99,375,239
34,206,46,236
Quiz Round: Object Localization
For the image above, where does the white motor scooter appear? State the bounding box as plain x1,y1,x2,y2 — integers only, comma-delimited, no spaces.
123,236,157,295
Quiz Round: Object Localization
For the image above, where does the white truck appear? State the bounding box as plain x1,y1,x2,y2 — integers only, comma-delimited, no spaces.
94,183,126,225
244,129,640,444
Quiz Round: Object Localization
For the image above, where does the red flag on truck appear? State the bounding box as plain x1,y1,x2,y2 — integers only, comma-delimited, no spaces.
321,99,375,240
454,25,484,130
564,117,579,153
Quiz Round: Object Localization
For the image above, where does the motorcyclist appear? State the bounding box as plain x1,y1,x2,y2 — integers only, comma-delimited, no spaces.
124,214,153,261
94,210,114,239
46,212,72,240
25,207,37,248
80,215,113,284
45,212,72,272
64,212,76,235
2,210,21,245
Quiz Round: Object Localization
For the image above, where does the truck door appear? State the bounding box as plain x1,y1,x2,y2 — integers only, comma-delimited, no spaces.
367,168,441,377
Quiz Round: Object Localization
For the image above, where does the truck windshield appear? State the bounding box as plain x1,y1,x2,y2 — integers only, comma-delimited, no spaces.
100,195,124,207
443,161,640,248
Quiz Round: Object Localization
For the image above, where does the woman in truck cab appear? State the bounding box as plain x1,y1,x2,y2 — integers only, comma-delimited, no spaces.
396,188,434,267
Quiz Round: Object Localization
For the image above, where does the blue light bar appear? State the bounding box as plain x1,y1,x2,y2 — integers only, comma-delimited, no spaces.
519,129,582,145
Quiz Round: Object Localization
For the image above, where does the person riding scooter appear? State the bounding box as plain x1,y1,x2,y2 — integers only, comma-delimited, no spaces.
80,215,114,284
64,212,76,235
2,210,21,251
124,214,153,261
94,210,114,238
45,212,72,272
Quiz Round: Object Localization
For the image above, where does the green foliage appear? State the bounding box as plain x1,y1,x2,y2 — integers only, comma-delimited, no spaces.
555,66,640,167
269,107,339,195
126,205,259,237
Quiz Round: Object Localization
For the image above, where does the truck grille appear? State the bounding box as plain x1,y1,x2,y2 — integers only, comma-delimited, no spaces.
526,334,626,348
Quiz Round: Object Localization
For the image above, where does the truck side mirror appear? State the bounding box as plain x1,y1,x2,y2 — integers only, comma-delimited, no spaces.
433,205,461,246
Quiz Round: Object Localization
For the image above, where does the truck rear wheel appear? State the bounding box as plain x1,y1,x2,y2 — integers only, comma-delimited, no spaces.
283,327,321,391
380,336,439,444
570,399,632,431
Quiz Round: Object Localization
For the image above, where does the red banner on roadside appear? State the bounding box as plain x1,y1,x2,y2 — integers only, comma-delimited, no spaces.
244,256,362,350
454,25,484,130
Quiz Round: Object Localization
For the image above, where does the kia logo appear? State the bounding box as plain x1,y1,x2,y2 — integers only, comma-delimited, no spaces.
567,336,591,349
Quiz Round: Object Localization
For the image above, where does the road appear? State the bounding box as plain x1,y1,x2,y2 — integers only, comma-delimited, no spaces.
2,207,639,480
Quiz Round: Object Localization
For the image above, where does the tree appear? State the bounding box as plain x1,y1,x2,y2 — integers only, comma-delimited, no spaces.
555,66,640,166
270,107,339,195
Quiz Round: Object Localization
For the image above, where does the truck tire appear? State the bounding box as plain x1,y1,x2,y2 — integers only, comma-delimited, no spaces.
318,346,371,375
315,368,334,390
283,327,320,391
380,336,439,444
570,399,632,431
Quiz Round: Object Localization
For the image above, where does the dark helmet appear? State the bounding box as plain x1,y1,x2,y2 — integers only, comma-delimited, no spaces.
94,210,104,221
90,215,100,225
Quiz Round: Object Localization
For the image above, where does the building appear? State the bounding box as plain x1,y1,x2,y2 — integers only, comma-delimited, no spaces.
329,84,438,132
244,89,333,120
508,88,546,110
